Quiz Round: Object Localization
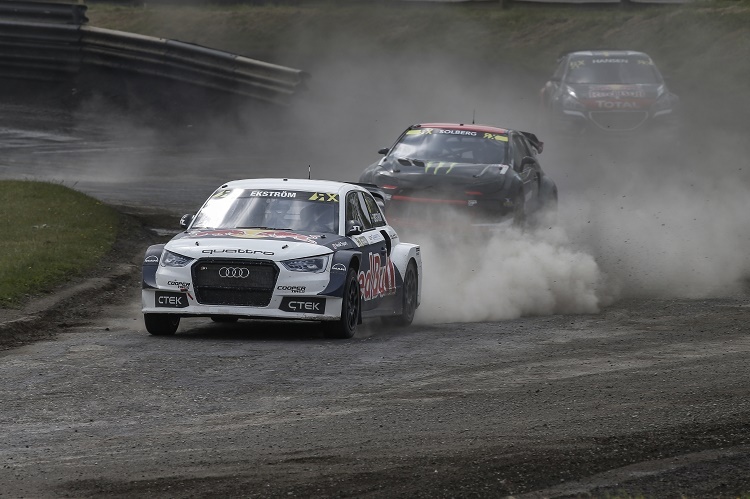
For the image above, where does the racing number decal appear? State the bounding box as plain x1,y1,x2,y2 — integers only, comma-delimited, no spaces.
308,193,338,202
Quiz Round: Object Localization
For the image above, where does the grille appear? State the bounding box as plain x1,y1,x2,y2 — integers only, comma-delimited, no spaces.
192,259,278,307
590,111,648,131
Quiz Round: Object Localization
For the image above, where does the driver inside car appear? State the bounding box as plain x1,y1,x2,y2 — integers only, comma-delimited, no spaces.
299,203,335,233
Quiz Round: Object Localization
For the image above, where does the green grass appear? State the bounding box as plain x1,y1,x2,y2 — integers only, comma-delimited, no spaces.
0,181,120,307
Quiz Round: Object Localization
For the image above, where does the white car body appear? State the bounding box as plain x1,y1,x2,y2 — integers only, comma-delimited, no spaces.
141,178,422,338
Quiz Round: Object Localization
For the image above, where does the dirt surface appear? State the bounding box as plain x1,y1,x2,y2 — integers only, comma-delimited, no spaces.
1,232,750,497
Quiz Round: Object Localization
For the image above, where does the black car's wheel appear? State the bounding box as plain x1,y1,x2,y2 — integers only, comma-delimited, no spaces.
325,268,360,339
512,193,526,228
381,261,418,327
144,313,180,336
211,316,239,323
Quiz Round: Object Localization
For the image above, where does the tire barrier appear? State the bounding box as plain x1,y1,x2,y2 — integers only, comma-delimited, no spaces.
0,5,309,105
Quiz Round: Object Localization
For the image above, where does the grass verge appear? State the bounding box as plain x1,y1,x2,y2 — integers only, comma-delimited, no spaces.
0,180,120,307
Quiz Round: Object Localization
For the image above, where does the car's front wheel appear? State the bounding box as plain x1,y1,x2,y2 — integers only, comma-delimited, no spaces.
144,313,180,336
325,268,360,339
381,261,418,327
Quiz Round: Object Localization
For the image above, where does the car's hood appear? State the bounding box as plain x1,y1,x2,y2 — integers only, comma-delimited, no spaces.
165,229,341,261
570,83,661,110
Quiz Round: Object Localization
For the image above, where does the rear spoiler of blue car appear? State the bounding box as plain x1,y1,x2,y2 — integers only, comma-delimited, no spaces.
520,131,544,154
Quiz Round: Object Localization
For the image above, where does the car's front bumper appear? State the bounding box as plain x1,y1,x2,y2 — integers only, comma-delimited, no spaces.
142,288,344,321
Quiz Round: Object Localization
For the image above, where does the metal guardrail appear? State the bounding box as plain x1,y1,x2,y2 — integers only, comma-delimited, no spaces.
79,27,308,105
0,1,87,25
0,3,309,105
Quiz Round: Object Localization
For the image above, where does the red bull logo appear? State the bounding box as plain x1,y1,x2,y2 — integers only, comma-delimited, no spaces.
358,253,396,301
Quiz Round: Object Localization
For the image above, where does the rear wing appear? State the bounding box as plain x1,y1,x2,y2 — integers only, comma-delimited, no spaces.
351,183,388,207
520,131,544,154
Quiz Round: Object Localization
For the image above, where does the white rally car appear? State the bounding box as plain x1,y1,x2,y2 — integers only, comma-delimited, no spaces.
141,178,422,338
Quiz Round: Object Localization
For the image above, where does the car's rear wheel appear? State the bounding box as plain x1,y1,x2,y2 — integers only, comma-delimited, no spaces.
512,194,526,228
144,313,180,336
211,316,239,323
381,261,418,327
325,268,360,339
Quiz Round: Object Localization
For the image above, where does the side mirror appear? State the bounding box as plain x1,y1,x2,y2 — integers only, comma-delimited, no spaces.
378,147,389,155
346,220,364,236
179,214,194,229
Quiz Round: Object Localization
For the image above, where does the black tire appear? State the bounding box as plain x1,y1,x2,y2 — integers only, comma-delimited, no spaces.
144,313,179,336
211,316,239,323
381,261,418,327
325,268,360,339
512,193,526,228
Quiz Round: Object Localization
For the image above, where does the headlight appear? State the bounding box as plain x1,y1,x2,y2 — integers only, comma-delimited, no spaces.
282,255,330,273
562,92,584,110
160,250,194,268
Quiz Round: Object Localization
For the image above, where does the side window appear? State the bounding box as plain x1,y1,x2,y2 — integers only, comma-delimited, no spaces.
346,192,373,231
362,193,386,228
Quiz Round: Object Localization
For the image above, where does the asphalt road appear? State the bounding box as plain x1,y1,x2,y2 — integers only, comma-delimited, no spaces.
2,82,750,497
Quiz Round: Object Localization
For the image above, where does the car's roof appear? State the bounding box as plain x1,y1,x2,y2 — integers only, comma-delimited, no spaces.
565,50,651,58
414,123,510,134
220,178,360,194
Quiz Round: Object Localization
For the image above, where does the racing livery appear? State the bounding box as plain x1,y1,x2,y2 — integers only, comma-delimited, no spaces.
141,179,422,338
359,123,557,228
541,50,679,133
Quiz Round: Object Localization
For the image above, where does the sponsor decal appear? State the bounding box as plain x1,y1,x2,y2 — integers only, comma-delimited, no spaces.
167,281,191,288
256,230,319,244
353,236,368,247
201,248,274,255
155,291,188,308
594,100,639,109
332,263,347,272
588,87,646,99
358,253,396,301
279,297,325,314
482,133,509,142
144,255,159,264
371,213,383,223
569,60,585,69
331,241,349,250
249,190,297,198
437,129,477,136
190,229,318,245
308,192,339,202
212,189,232,199
592,58,629,64
277,285,306,293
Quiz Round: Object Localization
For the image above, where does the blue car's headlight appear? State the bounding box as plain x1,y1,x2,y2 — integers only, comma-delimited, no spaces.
160,250,194,268
282,255,330,273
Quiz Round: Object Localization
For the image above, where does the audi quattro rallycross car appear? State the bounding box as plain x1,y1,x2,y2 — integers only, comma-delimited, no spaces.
540,50,679,134
141,179,422,339
359,123,557,228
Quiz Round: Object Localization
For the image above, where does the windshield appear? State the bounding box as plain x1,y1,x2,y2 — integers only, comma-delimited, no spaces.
191,189,340,234
389,128,508,165
566,56,663,85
